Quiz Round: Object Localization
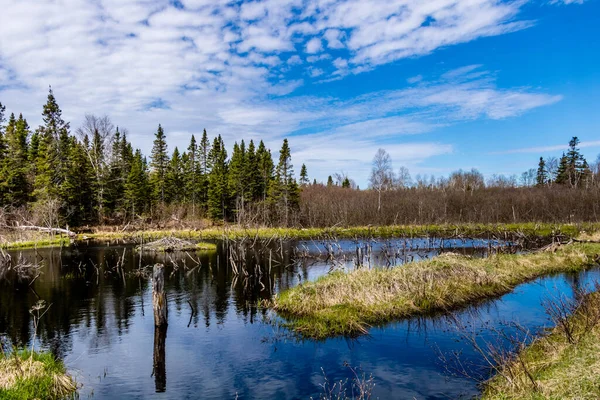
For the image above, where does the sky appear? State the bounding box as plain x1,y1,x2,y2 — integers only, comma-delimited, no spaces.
0,0,599,187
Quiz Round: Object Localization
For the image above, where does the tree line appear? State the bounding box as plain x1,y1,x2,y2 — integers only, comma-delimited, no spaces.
1,89,599,229
0,89,301,227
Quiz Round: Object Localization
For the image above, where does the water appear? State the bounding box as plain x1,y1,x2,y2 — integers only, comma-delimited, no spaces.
0,238,596,399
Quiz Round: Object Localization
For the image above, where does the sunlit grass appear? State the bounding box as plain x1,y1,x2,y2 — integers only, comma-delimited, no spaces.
270,243,600,339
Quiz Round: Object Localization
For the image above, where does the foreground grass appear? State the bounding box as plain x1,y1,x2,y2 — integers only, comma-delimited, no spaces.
271,243,600,339
482,291,600,399
0,350,77,400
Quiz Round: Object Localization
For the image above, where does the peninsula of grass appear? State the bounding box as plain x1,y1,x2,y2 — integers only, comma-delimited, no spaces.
0,350,77,399
270,243,600,339
482,291,600,399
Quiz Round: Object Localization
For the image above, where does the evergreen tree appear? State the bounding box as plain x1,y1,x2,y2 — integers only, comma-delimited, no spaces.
0,108,9,205
270,139,298,226
556,153,568,185
150,124,169,205
184,135,201,215
536,157,547,187
327,176,334,187
228,141,247,222
256,140,273,203
33,88,71,202
165,147,184,204
342,177,351,188
125,150,150,216
299,164,309,186
2,114,31,205
62,138,94,225
207,135,228,221
198,129,210,209
245,140,259,201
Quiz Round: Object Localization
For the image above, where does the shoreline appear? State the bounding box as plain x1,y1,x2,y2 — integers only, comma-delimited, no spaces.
2,222,598,250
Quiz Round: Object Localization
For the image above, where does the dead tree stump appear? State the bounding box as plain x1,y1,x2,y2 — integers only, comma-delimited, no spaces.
153,264,168,327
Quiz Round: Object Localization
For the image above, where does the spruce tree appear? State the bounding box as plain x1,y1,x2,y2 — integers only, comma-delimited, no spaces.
62,138,94,225
150,124,169,205
125,150,150,217
199,129,210,209
256,140,273,203
327,176,333,187
228,141,246,222
536,157,547,187
184,135,201,215
271,139,297,226
33,88,70,202
555,153,569,185
299,164,308,186
245,140,259,201
342,177,351,188
2,114,31,205
207,135,228,221
165,147,183,204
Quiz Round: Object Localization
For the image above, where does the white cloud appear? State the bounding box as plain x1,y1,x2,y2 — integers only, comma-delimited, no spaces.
305,37,323,54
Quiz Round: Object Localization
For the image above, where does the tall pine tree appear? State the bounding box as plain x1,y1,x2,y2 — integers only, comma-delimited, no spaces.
150,124,169,205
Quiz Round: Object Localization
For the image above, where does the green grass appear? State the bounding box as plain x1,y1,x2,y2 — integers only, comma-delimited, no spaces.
482,291,600,399
0,350,77,400
0,237,70,250
270,243,600,339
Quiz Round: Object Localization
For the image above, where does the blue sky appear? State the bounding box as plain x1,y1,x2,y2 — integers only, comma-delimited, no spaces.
0,0,599,187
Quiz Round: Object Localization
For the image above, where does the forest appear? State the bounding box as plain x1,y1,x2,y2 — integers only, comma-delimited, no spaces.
1,88,599,230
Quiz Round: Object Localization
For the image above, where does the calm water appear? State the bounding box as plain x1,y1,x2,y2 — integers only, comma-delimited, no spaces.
0,238,596,399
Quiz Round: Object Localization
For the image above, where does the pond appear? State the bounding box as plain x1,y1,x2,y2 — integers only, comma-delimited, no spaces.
0,238,597,399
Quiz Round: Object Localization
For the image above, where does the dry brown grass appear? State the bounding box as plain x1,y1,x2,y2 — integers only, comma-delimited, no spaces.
272,243,600,338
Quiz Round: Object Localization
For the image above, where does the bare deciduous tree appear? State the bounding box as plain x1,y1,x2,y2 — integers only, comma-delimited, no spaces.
369,148,394,212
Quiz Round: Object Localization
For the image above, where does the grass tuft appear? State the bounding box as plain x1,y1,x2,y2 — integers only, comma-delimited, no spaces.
0,350,77,399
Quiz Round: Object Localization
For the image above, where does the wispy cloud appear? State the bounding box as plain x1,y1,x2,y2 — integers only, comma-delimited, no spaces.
493,140,600,154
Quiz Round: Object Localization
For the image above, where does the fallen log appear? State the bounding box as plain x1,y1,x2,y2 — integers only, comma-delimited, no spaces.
14,225,76,237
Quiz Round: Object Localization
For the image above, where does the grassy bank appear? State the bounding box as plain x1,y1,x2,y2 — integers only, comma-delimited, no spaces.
271,243,600,339
482,291,600,399
0,350,77,399
1,222,599,250
84,222,600,241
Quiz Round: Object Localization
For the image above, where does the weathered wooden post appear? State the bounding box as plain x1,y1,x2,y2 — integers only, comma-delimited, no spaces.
153,263,168,326
152,263,167,392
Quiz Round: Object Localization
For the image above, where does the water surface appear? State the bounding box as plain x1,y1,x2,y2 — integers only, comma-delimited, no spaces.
0,238,595,399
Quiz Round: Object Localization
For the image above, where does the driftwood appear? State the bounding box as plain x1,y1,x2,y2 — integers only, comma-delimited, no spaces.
14,224,76,237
